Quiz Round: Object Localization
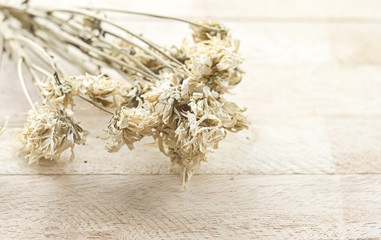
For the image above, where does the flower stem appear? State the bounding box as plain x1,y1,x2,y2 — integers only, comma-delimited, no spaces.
45,8,183,65
80,8,225,32
17,58,36,111
79,96,113,115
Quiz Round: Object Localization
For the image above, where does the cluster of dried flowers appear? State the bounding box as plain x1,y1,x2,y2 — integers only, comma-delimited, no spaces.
0,4,247,185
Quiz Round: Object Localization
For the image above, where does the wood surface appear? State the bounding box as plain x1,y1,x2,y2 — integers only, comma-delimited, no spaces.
1,0,381,239
1,175,381,240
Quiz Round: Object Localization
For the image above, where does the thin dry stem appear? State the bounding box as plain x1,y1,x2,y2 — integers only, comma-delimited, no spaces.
9,36,59,73
81,7,226,32
17,58,36,111
79,95,113,115
45,8,183,65
40,23,159,80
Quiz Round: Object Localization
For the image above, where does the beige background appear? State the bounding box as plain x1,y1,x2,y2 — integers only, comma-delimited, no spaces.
1,0,381,239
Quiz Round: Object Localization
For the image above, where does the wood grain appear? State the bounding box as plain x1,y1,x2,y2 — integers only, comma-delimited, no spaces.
1,0,381,239
0,174,381,239
326,116,381,173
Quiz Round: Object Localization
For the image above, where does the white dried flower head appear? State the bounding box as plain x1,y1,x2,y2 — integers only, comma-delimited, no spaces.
106,107,158,152
190,20,228,42
143,73,183,124
169,39,190,63
79,73,122,108
39,74,128,109
120,81,151,108
185,35,244,93
120,54,248,184
18,105,86,164
168,112,228,183
38,75,80,107
165,85,247,183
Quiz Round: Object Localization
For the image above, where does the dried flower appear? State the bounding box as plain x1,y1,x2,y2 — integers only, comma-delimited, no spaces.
144,73,182,124
78,73,125,108
106,106,158,151
190,20,228,42
170,39,190,63
40,73,130,109
38,75,80,107
152,82,247,183
185,35,244,93
18,105,86,164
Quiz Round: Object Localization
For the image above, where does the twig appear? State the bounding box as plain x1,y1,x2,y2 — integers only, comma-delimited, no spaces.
17,58,36,111
0,37,4,71
104,30,176,71
45,8,183,65
39,22,159,81
34,28,99,75
81,8,225,32
79,95,113,115
46,10,177,71
95,37,159,77
31,64,51,76
9,36,60,73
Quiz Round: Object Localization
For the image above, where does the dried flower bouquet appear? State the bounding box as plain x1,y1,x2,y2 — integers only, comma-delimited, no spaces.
0,2,248,185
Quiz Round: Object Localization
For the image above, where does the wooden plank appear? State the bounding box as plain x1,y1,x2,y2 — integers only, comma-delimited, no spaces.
0,174,381,239
329,23,381,65
28,0,381,21
326,116,381,173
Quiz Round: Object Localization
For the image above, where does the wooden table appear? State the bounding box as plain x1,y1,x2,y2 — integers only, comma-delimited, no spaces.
1,0,381,239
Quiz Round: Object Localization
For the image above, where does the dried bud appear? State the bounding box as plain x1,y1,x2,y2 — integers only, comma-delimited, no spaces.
106,107,158,152
38,75,80,107
190,20,228,42
18,105,86,164
79,73,123,108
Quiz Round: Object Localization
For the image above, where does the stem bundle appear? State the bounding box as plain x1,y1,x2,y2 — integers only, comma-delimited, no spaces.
0,3,247,186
